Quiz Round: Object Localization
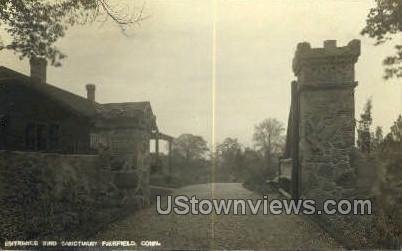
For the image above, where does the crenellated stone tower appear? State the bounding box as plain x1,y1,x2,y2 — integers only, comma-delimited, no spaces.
292,40,361,198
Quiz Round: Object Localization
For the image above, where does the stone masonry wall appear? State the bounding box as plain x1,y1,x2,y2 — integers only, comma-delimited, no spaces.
0,150,148,242
92,127,152,205
290,40,394,248
299,88,356,199
293,39,360,199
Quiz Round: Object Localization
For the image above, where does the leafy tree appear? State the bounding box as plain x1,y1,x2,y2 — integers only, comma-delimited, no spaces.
361,0,402,79
375,115,402,244
389,115,402,141
172,134,209,162
382,115,402,152
167,134,210,185
241,147,267,187
216,137,242,180
216,137,242,163
372,126,384,151
357,98,373,153
252,118,285,167
0,0,145,66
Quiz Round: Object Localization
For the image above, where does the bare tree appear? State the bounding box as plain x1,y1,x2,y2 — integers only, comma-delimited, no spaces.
252,118,285,169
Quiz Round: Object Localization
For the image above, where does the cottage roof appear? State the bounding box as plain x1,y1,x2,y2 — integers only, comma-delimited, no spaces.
99,101,156,126
0,66,99,117
99,102,151,118
0,66,157,130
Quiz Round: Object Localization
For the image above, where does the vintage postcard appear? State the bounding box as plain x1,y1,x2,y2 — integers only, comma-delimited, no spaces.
0,0,401,250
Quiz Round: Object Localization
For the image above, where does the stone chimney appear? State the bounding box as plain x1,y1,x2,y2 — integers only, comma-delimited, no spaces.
86,84,96,102
29,56,47,84
323,40,337,49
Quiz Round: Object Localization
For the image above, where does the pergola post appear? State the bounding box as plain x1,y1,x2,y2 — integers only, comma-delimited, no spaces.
155,131,160,159
168,139,172,177
150,131,173,178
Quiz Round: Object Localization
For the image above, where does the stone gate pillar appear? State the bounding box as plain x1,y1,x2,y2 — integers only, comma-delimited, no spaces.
292,40,360,199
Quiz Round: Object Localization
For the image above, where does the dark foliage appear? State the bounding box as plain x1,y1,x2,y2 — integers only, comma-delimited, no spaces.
0,0,145,65
361,0,402,79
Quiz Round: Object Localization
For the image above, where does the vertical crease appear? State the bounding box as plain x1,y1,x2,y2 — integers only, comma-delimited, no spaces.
210,0,218,248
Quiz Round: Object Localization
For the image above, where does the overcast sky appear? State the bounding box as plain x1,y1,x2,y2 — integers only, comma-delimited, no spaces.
1,0,401,148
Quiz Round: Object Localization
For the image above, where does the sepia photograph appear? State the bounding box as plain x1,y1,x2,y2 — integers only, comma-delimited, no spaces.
0,0,401,250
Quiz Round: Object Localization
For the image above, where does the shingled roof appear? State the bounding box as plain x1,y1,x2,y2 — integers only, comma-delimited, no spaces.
0,66,99,117
0,66,155,125
99,102,151,118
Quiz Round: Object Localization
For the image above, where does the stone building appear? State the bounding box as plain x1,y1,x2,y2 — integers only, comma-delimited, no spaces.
0,57,175,239
0,57,172,199
281,40,361,199
0,59,96,153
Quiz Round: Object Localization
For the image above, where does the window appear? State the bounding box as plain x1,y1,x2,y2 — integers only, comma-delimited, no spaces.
0,115,8,148
25,123,57,151
36,124,47,151
48,124,60,150
25,123,36,150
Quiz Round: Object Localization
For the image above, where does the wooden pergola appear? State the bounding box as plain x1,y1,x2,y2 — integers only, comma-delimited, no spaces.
151,131,174,175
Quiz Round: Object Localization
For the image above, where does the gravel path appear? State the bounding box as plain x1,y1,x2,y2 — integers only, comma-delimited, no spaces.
95,183,340,250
